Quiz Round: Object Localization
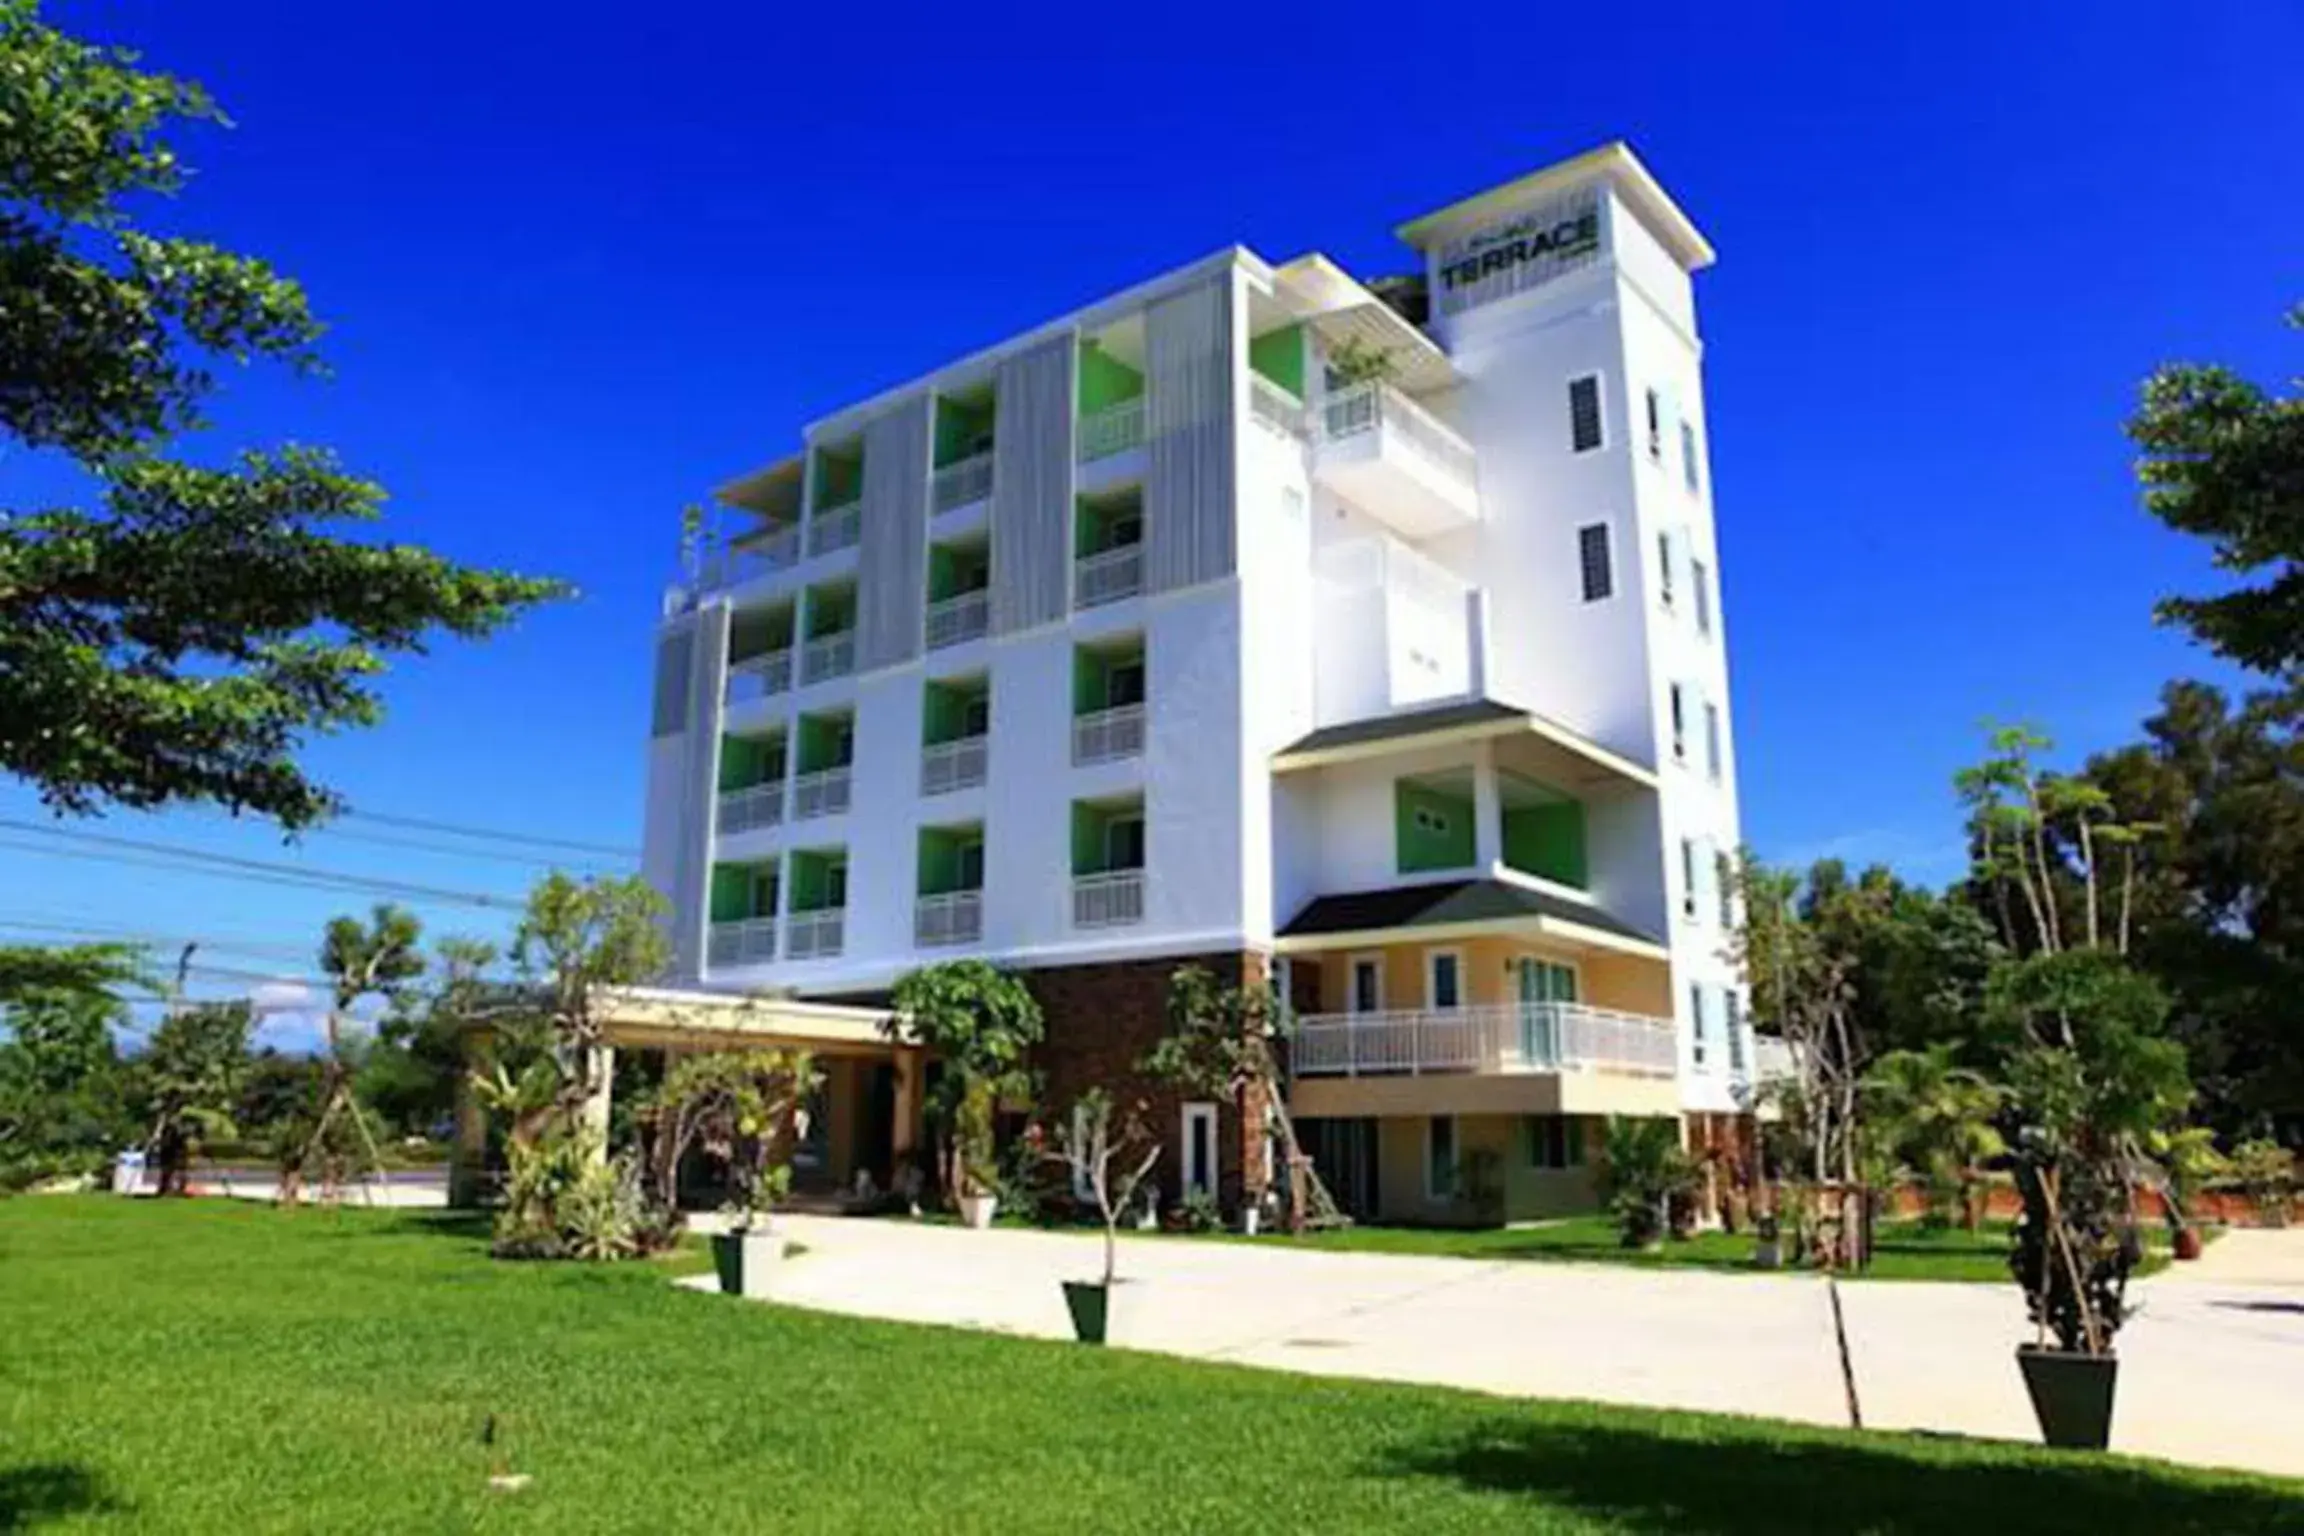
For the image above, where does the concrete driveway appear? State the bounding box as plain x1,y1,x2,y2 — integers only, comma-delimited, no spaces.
725,1216,2304,1481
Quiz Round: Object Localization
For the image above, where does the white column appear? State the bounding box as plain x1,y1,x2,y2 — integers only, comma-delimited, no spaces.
1472,742,1503,872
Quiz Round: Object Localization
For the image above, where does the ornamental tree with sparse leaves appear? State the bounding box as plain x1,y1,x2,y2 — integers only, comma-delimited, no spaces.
0,1,566,830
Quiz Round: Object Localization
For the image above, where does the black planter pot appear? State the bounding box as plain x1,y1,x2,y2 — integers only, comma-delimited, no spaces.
710,1232,743,1296
2017,1345,2118,1450
1062,1280,1111,1344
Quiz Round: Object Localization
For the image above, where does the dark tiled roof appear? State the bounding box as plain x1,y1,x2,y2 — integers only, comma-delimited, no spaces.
1275,698,1526,759
1278,878,1661,946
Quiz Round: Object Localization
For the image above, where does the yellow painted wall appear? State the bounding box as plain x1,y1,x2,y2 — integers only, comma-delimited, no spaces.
1307,936,1666,1017
1369,1112,1606,1225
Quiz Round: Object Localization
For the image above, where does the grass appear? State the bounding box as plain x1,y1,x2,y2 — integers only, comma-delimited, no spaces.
1170,1214,2193,1283
2,1198,2296,1534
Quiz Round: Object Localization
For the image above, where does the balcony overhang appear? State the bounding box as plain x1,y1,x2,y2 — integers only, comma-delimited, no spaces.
715,453,805,527
588,985,896,1057
1275,876,1666,962
1271,695,1656,792
1272,254,1462,395
1394,141,1715,274
1292,1070,1681,1121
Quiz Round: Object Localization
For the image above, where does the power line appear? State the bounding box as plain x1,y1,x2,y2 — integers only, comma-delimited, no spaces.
311,824,630,871
0,916,318,964
341,808,637,860
0,821,521,909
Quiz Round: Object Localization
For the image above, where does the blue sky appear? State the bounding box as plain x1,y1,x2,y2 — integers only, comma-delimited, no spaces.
8,1,2299,1038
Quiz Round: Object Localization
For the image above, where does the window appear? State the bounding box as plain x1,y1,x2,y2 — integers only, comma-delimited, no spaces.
1681,419,1701,493
830,720,855,768
1568,375,1602,453
1181,1102,1217,1198
1349,956,1383,1014
1578,523,1613,602
1715,850,1735,930
962,693,991,737
1680,838,1698,920
1070,1104,1095,1200
1726,992,1747,1074
1669,683,1688,762
1704,701,1723,782
956,838,985,892
1524,1115,1584,1170
1270,956,1294,1023
1692,558,1713,637
1426,950,1463,1011
825,859,849,908
1106,659,1146,709
1644,388,1662,460
1104,815,1145,871
1426,1116,1457,1200
1657,530,1677,607
1691,983,1709,1068
1110,512,1143,548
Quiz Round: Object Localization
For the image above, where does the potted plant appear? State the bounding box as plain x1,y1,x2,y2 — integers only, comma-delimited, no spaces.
2153,1125,2225,1261
2228,1138,2295,1228
1753,1210,1784,1269
1049,1089,1161,1345
953,1077,1001,1230
710,1168,790,1299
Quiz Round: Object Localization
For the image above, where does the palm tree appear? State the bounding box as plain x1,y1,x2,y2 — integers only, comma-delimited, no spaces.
1600,1116,1695,1249
1865,1046,2006,1230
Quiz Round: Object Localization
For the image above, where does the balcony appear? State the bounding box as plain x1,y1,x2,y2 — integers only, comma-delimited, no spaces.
1077,398,1145,464
790,765,852,821
808,499,862,558
1249,375,1304,439
931,451,994,514
925,589,990,650
1073,543,1142,609
707,917,778,968
1292,1003,1676,1079
1312,381,1479,538
724,648,793,705
1071,869,1144,928
914,889,983,948
718,782,783,835
695,526,801,594
1072,703,1144,767
800,631,854,685
920,734,988,796
786,907,844,960
1754,1034,1796,1085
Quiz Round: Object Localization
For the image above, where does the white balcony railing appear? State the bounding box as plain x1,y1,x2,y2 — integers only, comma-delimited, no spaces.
1073,542,1143,608
1291,1002,1678,1079
931,452,994,513
1754,1034,1796,1084
1072,869,1144,928
914,889,983,948
786,907,844,960
920,734,988,796
1319,381,1479,488
707,917,778,969
807,499,862,558
1071,702,1144,766
1077,398,1146,463
724,648,793,705
790,765,852,820
717,781,784,835
799,631,854,685
925,588,990,650
1250,375,1305,439
696,526,800,592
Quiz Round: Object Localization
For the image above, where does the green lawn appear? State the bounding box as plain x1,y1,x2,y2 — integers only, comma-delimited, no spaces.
1182,1215,2188,1283
3,1199,2295,1534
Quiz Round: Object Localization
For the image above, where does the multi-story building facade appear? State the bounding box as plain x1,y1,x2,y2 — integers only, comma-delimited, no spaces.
643,143,1755,1224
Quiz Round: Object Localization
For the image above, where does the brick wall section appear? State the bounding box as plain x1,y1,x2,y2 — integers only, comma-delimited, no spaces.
1026,949,1269,1214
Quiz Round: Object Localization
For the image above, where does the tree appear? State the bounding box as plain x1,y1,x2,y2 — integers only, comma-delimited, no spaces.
1599,1116,1695,1250
281,904,425,1204
886,960,1043,1203
0,2,565,829
0,984,131,1185
1864,1045,2006,1230
129,1001,251,1195
635,1049,816,1227
1049,1089,1161,1288
2127,303,2304,675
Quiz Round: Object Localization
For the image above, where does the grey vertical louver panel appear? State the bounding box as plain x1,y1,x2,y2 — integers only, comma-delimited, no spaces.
990,334,1076,635
855,396,931,672
669,604,729,983
1144,277,1238,593
650,630,692,738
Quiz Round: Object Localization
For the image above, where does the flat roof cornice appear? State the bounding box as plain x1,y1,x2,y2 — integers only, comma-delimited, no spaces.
1394,141,1715,273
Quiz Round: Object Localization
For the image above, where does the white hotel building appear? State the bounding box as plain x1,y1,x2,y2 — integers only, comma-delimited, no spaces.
642,143,1757,1224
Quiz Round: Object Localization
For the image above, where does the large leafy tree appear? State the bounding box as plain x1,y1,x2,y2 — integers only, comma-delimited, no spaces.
0,1,565,830
128,1000,252,1195
886,960,1043,1202
2128,304,2304,674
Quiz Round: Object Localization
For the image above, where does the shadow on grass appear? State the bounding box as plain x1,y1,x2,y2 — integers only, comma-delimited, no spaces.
1378,1418,2304,1535
2212,1299,2304,1316
0,1463,124,1531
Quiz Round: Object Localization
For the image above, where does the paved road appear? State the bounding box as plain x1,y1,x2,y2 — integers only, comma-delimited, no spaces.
702,1216,2304,1481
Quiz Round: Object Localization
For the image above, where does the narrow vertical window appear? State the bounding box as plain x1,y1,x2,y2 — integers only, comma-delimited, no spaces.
1669,683,1688,762
1704,701,1723,782
1578,523,1613,602
1680,837,1698,918
1690,981,1709,1066
1681,419,1701,493
1692,557,1713,636
1726,992,1747,1073
1427,1116,1458,1199
1568,375,1602,453
1657,530,1677,608
1428,951,1463,1010
1644,388,1662,459
1715,849,1735,929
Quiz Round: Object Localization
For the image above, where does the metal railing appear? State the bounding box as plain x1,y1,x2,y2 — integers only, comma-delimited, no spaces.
807,499,862,557
717,781,784,834
786,908,845,960
790,765,851,820
1072,869,1145,928
724,648,793,704
920,734,988,795
1077,398,1146,462
799,631,854,685
1071,702,1144,766
1250,374,1304,438
924,588,990,649
1754,1034,1796,1083
1291,1002,1677,1078
1318,381,1478,488
697,526,801,591
931,451,994,512
914,890,983,948
707,917,778,968
1073,542,1143,608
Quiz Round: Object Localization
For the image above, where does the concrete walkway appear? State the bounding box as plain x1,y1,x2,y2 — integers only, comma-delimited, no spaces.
697,1216,2304,1481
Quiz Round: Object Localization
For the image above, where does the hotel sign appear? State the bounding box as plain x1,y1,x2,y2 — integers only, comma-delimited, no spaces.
1434,190,1603,316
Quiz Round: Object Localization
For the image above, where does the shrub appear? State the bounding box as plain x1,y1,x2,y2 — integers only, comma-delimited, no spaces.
2227,1139,2295,1227
1600,1117,1695,1249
